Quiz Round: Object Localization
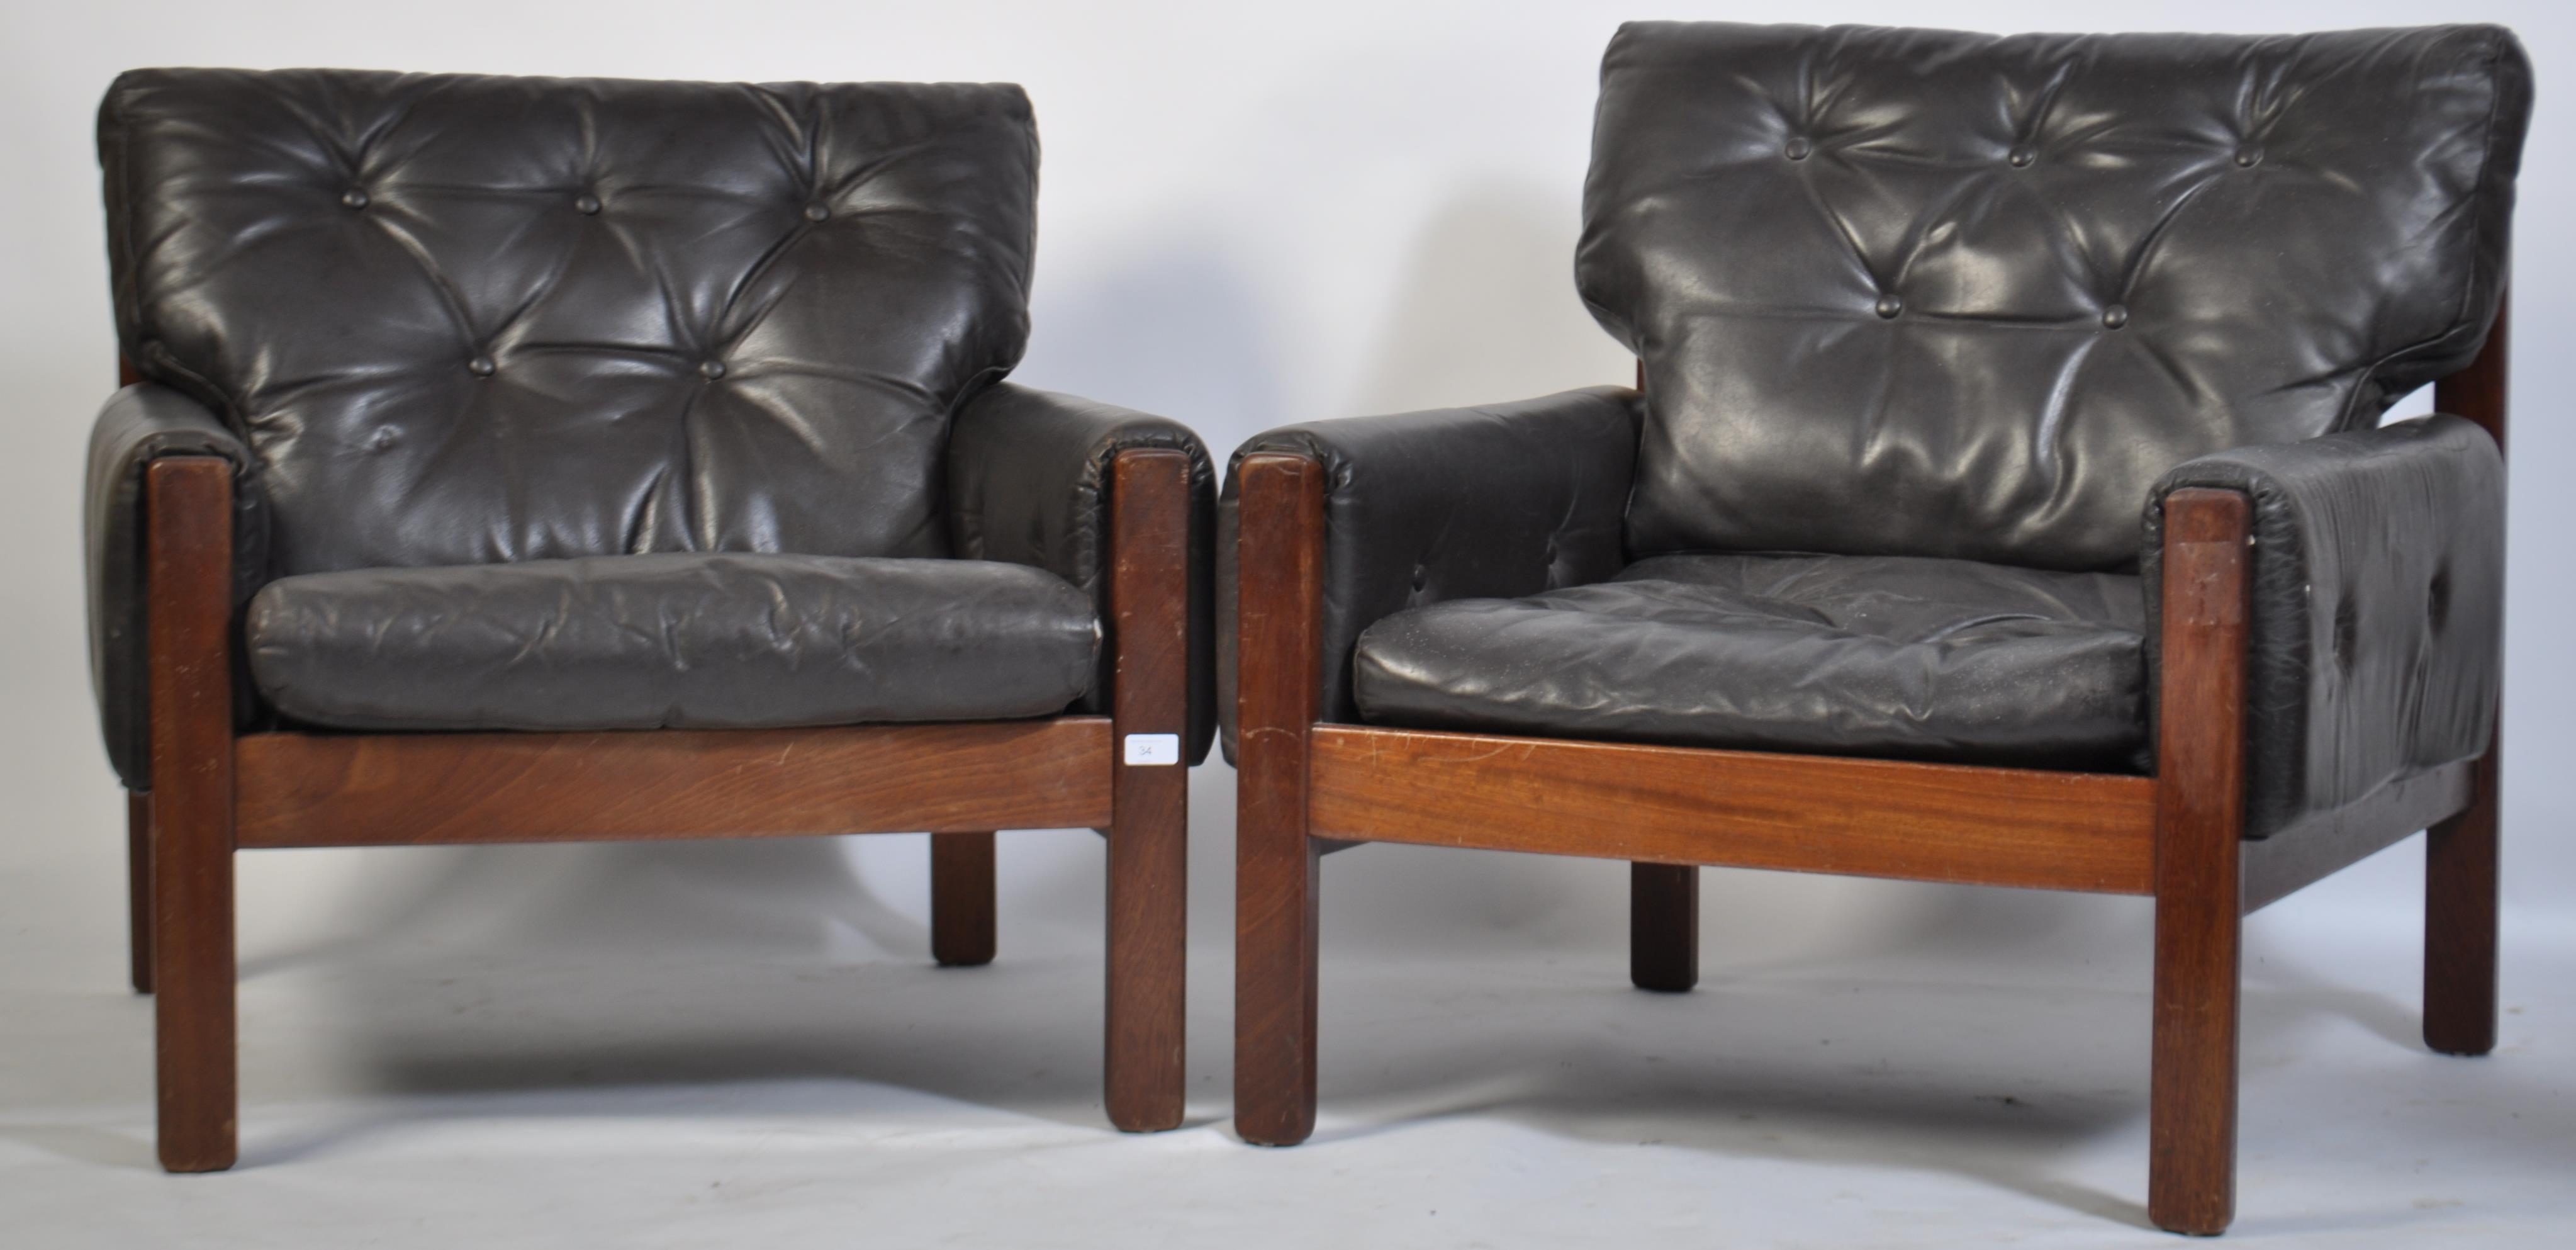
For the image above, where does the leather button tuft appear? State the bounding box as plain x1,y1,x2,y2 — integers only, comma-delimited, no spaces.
368,427,399,451
1784,137,1813,161
340,189,371,210
574,193,602,215
1874,293,1903,319
2234,143,2263,168
700,359,727,380
804,203,831,223
2101,303,2130,330
467,355,496,377
2007,145,2035,167
1409,564,1428,592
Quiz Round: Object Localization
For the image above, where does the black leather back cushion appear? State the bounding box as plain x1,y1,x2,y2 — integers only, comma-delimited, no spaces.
1580,23,2529,571
101,70,1039,573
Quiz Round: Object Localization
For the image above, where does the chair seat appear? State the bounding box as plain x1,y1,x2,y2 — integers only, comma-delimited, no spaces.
1353,553,2148,771
245,553,1100,732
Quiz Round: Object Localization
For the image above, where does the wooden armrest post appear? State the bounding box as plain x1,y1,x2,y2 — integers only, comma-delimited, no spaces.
1233,453,1325,1146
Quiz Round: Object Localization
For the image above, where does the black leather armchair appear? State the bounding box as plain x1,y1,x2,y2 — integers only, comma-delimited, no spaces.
1224,23,2525,1235
87,69,1212,1171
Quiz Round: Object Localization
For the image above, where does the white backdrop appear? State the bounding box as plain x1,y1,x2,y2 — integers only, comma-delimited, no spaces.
1,3,2569,1245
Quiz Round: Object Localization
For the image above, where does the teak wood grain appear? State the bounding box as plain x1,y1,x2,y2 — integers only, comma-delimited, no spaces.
2427,295,2506,1057
1104,449,1192,1132
1233,453,1325,1147
2148,487,2253,1236
1308,728,2156,894
233,719,1112,847
146,458,238,1173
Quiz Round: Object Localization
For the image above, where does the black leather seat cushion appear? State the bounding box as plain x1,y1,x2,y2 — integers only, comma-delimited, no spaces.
245,553,1098,731
1353,553,2147,771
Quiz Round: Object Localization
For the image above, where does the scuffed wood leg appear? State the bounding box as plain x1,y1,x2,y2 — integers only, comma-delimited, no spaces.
930,831,996,967
2148,488,2252,1236
1104,450,1192,1132
1630,862,1698,993
1234,454,1323,1146
147,458,238,1173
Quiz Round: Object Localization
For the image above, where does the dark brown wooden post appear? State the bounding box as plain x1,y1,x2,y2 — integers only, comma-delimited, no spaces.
930,831,996,967
2148,487,2253,1235
146,458,238,1173
128,790,154,994
2426,295,2506,1057
1234,453,1324,1146
1104,449,1193,1132
1630,863,1698,992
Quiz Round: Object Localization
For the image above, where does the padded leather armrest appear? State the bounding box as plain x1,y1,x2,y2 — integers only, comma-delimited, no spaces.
1218,386,1640,755
948,382,1217,763
2143,415,2502,840
86,385,268,789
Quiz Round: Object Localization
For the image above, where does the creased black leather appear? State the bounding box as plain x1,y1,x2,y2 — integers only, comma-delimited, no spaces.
1582,22,2529,572
1216,388,1638,757
948,383,1217,763
101,69,1038,575
246,553,1099,732
84,385,269,789
2143,417,2502,839
1355,553,2146,771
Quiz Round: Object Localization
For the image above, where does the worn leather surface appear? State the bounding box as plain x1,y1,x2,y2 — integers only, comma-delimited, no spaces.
1356,553,2147,771
949,383,1217,762
2144,417,2502,839
100,68,1037,574
247,553,1099,731
89,70,1219,779
84,385,270,789
1582,22,2529,572
1216,388,1638,757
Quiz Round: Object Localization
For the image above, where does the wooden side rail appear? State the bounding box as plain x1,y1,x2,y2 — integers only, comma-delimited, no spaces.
233,719,1114,848
1307,726,2158,894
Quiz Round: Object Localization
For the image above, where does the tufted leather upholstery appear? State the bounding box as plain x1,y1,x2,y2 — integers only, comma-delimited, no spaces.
101,69,1037,575
1355,554,2146,772
1215,388,1638,755
84,385,269,787
1582,23,2528,572
247,554,1100,732
86,69,1214,787
2145,416,2501,837
951,384,1219,762
1218,21,2521,842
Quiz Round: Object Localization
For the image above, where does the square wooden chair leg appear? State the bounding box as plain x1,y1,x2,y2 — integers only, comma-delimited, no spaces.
2425,746,2499,1057
2148,488,2251,1236
1104,765,1186,1132
1102,448,1194,1133
1630,862,1699,993
1233,452,1323,1146
128,790,154,994
148,457,238,1173
930,831,997,967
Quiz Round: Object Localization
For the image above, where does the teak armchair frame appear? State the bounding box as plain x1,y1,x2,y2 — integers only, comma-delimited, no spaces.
125,368,1196,1171
1231,308,2509,1236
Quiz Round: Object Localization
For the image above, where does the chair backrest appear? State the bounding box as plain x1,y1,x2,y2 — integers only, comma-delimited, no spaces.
1579,23,2529,571
102,69,1038,574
